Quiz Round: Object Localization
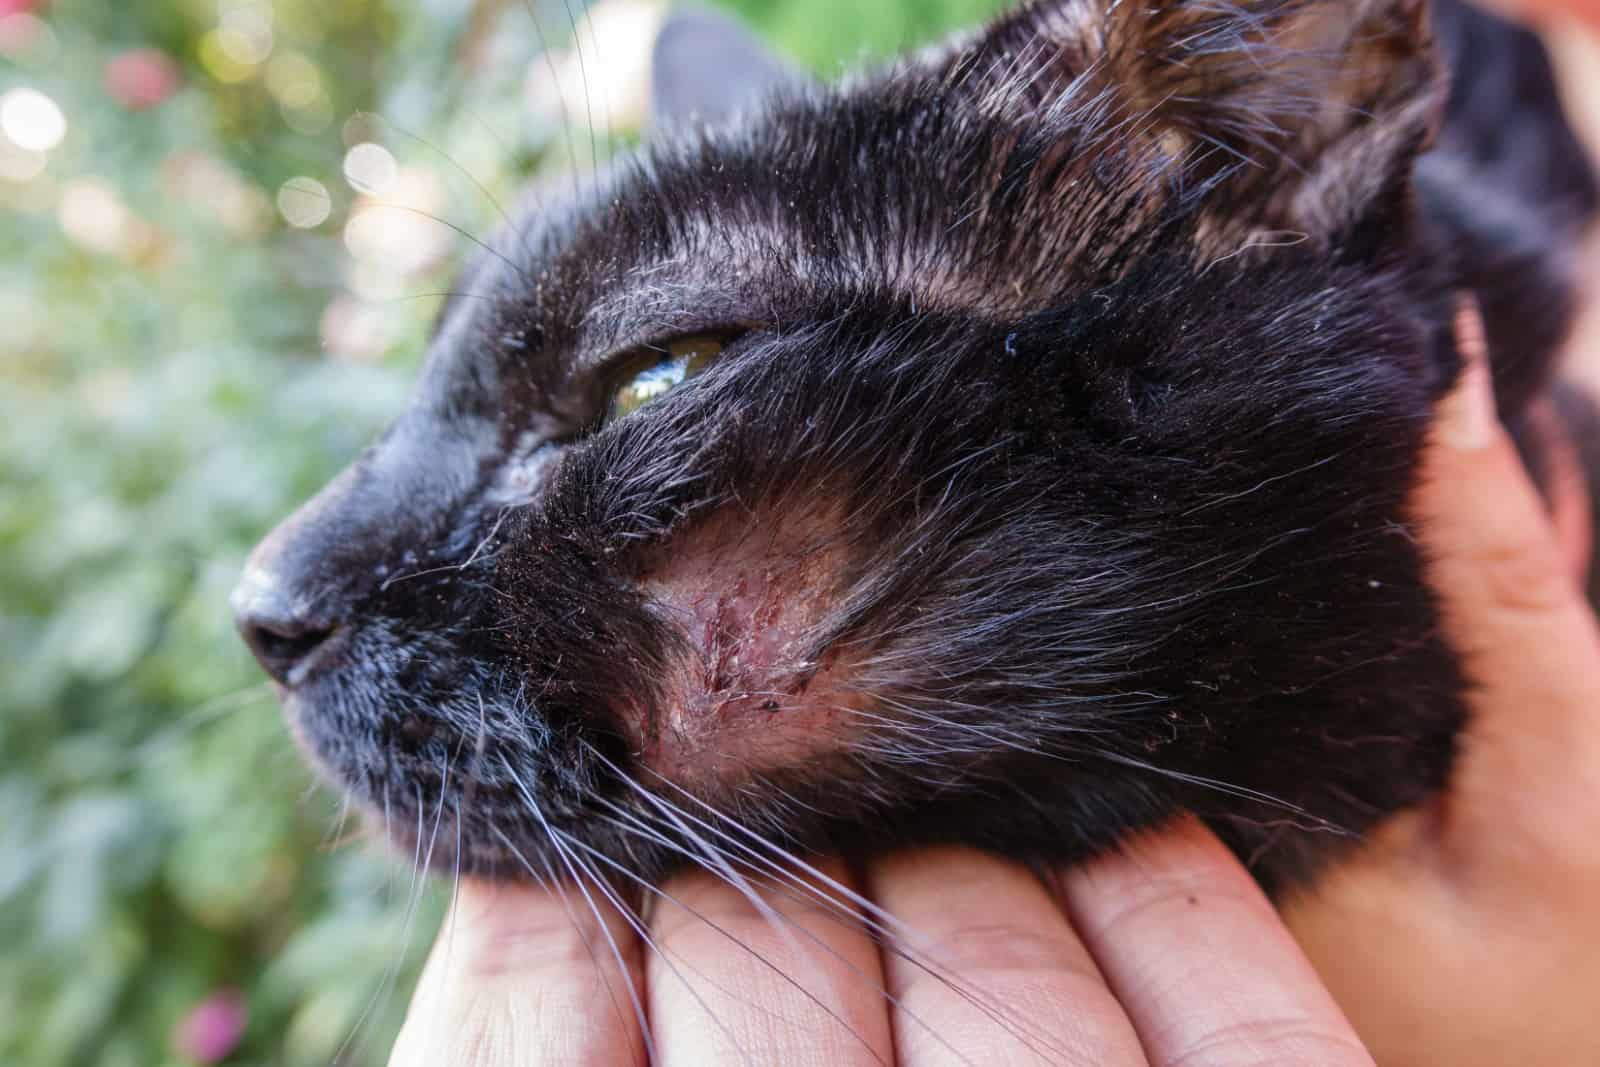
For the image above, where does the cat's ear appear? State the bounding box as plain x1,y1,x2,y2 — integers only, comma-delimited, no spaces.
650,7,804,130
955,0,1442,242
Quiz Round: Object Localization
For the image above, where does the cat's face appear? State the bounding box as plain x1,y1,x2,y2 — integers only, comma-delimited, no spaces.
234,0,1464,887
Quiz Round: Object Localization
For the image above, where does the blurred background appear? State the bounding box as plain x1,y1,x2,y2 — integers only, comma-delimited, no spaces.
0,0,1007,1064
2,1,1595,1066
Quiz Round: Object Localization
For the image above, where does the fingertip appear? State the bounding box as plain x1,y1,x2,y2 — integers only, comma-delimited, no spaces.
1058,818,1374,1067
1414,293,1578,611
1061,815,1270,913
1433,296,1500,452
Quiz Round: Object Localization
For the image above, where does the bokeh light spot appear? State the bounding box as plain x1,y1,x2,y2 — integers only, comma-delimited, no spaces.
198,30,256,83
58,178,130,254
105,49,182,111
218,5,274,65
0,138,45,182
265,52,323,109
276,176,331,229
0,87,66,153
0,12,57,61
342,142,397,196
280,99,332,135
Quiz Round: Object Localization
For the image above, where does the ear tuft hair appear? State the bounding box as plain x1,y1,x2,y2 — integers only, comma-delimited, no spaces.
955,0,1444,243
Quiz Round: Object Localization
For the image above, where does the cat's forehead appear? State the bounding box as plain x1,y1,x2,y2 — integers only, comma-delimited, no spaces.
597,80,1155,322
429,81,1169,428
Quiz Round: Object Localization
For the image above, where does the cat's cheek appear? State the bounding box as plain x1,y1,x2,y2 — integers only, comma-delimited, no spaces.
637,653,865,786
631,503,866,784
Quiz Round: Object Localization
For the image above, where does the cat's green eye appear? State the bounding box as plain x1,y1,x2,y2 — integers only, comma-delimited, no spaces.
608,335,726,421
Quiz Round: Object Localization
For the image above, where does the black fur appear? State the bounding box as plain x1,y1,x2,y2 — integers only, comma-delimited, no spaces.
236,0,1596,895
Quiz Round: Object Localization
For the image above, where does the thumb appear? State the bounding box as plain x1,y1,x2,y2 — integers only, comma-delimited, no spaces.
1280,299,1600,1067
1413,298,1600,882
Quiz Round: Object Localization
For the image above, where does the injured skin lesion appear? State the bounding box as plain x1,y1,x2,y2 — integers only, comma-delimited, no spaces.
636,498,869,785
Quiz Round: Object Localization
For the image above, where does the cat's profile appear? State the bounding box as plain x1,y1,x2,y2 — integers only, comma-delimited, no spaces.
233,0,1596,894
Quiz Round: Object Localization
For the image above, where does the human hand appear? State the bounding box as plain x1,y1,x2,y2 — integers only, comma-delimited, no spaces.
1279,302,1600,1065
385,297,1600,1065
390,819,1373,1065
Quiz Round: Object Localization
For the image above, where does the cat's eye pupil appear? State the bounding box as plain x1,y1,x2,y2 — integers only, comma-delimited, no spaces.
608,334,727,422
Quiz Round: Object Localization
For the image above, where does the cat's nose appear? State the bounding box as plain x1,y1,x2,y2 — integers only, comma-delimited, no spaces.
231,567,338,686
231,406,490,685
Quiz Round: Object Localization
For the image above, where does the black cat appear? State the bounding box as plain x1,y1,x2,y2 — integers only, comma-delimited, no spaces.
233,0,1597,894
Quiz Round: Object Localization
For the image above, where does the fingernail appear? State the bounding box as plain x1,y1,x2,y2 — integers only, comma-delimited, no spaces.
1436,295,1498,450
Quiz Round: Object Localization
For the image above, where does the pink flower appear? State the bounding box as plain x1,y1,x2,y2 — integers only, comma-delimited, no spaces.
105,48,181,111
0,0,37,16
172,988,248,1064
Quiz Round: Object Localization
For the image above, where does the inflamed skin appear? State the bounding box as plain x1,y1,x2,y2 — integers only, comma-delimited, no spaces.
234,0,1597,897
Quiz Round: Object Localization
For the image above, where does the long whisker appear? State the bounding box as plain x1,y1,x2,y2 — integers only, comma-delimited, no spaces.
498,764,661,1063
566,812,911,1067
850,697,1352,836
417,792,467,1060
335,772,441,1064
417,722,475,1057
361,202,527,281
606,758,922,946
380,505,512,591
112,683,277,775
555,0,600,172
519,0,586,200
1096,750,1355,837
592,793,1030,1064
592,776,888,1060
485,822,630,1033
320,790,356,852
382,785,396,903
588,750,1064,1061
359,111,517,233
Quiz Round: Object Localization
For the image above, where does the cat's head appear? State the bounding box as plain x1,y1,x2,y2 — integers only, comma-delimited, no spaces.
233,0,1462,884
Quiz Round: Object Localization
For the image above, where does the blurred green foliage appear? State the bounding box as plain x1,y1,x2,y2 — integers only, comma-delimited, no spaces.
0,0,999,1063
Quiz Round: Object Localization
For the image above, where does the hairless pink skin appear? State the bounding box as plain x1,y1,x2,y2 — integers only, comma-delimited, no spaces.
638,502,864,785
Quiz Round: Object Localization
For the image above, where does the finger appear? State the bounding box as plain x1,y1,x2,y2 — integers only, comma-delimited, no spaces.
1414,298,1600,874
1057,818,1373,1067
389,877,648,1067
869,847,1146,1066
1424,299,1575,607
645,858,893,1067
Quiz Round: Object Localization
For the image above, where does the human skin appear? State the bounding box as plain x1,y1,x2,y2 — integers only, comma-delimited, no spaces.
390,832,1373,1066
1285,12,1600,1063
386,286,1600,1065
1281,307,1600,1065
385,11,1600,1058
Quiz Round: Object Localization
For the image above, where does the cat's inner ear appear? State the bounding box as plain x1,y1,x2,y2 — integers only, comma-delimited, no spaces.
650,7,804,131
959,0,1442,243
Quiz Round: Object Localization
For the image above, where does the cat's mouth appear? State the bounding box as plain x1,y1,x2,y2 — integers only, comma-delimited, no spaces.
634,501,870,783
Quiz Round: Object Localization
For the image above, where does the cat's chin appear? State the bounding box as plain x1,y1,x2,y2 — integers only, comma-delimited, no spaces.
277,689,346,789
275,663,709,885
